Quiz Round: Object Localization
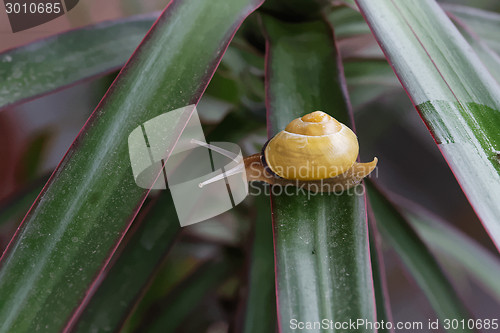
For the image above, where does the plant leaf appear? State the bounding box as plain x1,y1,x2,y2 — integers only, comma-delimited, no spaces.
444,5,500,85
356,0,500,251
328,6,370,40
343,60,399,108
0,13,158,110
0,180,45,229
367,221,393,333
442,4,500,55
398,201,500,303
72,192,180,332
0,0,264,332
74,105,264,332
240,193,276,333
333,0,358,11
119,242,210,332
262,0,330,21
263,15,376,332
366,181,473,331
133,251,240,332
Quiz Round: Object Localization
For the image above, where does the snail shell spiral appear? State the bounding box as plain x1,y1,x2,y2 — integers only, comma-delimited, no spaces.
263,111,359,181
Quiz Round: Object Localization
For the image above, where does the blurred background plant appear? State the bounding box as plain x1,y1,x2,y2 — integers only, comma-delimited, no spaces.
0,0,499,332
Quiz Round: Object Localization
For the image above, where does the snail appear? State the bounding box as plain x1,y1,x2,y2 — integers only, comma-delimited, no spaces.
199,111,377,193
263,111,360,180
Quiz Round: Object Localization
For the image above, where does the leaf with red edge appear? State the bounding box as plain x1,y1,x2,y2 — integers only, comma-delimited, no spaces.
444,4,500,84
366,181,473,331
263,15,376,332
396,197,500,303
356,0,500,250
0,13,158,110
442,4,500,55
72,192,180,332
0,0,264,331
240,193,276,333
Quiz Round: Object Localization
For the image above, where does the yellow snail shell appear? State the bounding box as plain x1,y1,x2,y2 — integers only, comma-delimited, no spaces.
263,111,359,181
198,110,377,193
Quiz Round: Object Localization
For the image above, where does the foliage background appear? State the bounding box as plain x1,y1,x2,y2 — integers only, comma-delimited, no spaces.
0,0,499,331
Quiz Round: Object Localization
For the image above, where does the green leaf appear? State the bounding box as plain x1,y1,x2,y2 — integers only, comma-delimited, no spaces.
0,180,45,229
343,60,399,108
241,193,276,333
119,243,208,332
332,0,358,11
0,0,263,332
73,192,180,332
443,3,500,55
444,5,500,84
401,204,500,303
263,15,376,332
438,0,500,13
356,0,500,250
262,0,330,21
132,251,240,332
15,131,52,182
367,222,393,333
366,181,473,331
327,6,370,39
0,13,157,110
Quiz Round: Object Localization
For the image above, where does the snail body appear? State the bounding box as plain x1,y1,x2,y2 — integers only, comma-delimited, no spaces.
263,111,359,180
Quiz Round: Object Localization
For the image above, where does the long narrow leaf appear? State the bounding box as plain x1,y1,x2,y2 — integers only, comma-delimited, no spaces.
442,4,500,55
398,201,500,303
327,6,370,40
262,0,329,21
119,243,212,332
0,180,46,229
0,0,263,332
263,15,376,333
356,0,500,250
366,181,473,331
240,193,276,333
367,220,393,333
134,252,239,332
73,192,180,332
343,60,399,108
0,13,157,110
445,6,500,84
